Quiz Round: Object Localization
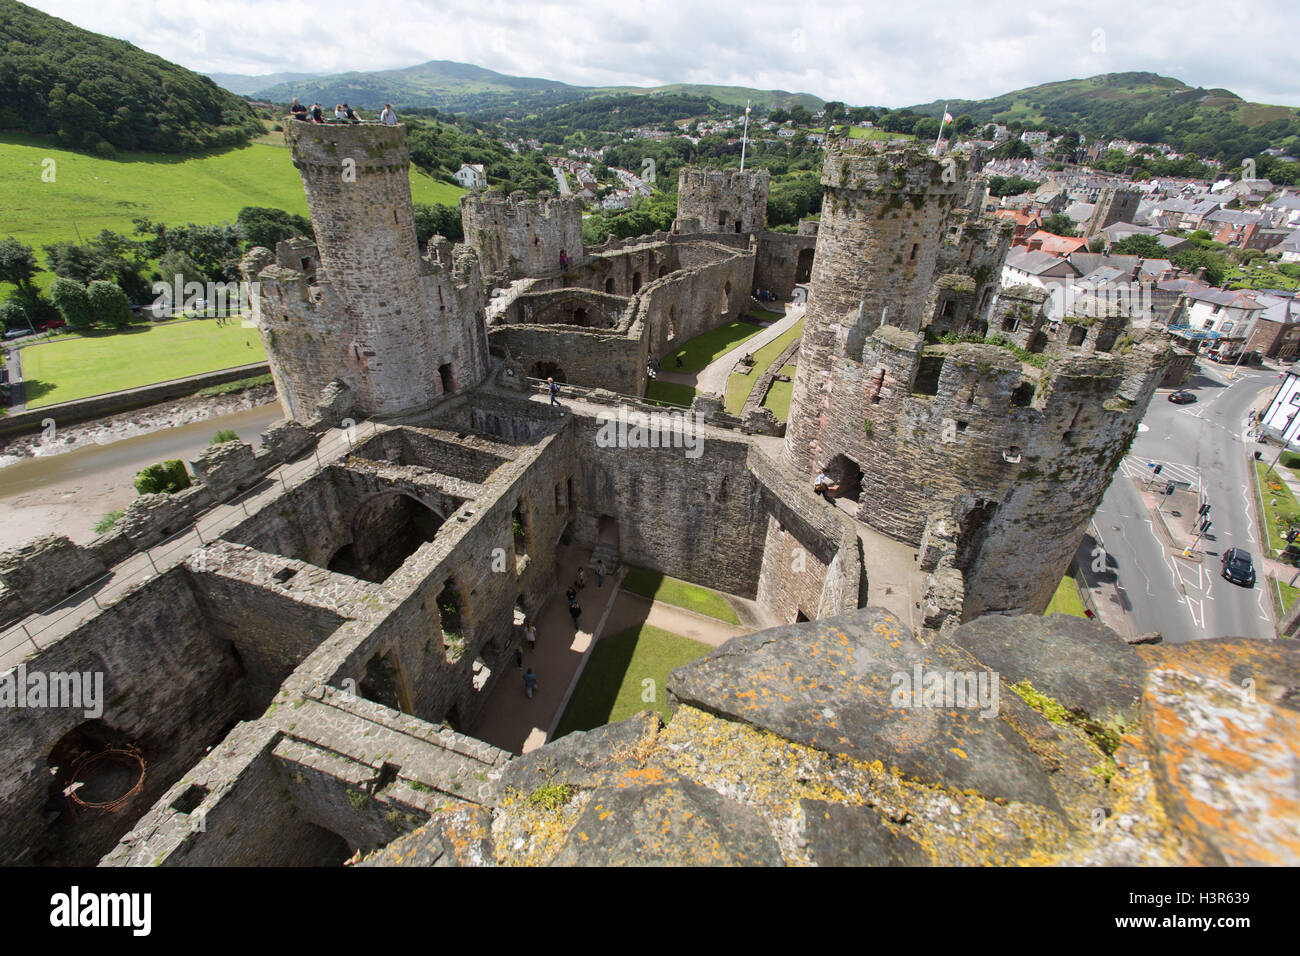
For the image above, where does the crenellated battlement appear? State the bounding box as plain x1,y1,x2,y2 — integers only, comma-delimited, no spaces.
675,165,770,235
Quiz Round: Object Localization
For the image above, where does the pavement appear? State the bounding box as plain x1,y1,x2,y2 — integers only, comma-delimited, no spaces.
654,299,804,398
1077,360,1281,643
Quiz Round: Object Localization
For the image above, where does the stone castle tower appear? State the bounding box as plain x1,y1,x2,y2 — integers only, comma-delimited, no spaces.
460,190,584,288
1083,186,1141,238
784,139,1169,618
243,120,490,420
676,166,770,234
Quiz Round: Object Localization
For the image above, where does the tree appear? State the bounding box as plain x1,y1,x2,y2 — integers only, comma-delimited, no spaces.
1111,234,1167,258
413,203,464,246
134,460,191,495
211,429,239,445
822,101,846,123
1005,139,1034,159
0,301,29,334
952,114,974,134
49,277,95,328
236,207,313,250
1089,236,1107,253
1173,247,1228,286
769,108,791,124
44,231,149,301
1040,213,1076,237
789,105,812,125
87,280,131,328
0,238,39,292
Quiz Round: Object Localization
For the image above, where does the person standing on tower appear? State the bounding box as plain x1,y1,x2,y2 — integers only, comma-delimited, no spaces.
380,103,398,126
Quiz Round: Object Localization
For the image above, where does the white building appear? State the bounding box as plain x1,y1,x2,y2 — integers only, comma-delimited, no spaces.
454,164,487,189
1183,287,1265,342
1259,362,1300,445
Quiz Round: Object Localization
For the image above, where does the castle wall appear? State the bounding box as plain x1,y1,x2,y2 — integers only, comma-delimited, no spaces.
677,167,770,235
635,244,755,360
461,191,584,286
755,229,818,299
490,324,645,393
0,568,244,865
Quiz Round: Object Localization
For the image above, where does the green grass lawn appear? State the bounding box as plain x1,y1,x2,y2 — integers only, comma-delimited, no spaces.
762,365,797,420
1046,574,1088,618
1254,460,1300,555
621,565,740,624
1269,576,1299,621
17,320,267,408
849,126,915,141
644,379,696,407
551,623,711,738
0,133,464,293
723,317,803,414
663,320,764,374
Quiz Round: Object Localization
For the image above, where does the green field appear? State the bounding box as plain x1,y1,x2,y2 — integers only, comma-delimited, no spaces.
645,379,697,407
0,133,465,283
552,624,711,738
664,320,764,373
849,126,915,141
17,320,267,408
761,365,797,419
724,317,803,414
1254,460,1300,555
1046,574,1088,618
621,566,740,624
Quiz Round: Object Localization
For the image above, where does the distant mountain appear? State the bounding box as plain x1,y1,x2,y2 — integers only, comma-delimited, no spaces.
251,59,588,113
205,71,321,96
237,57,823,115
0,0,264,154
909,72,1300,161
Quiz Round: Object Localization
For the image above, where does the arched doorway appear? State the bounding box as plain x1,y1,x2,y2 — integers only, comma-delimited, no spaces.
597,514,620,549
825,454,864,503
605,277,616,294
631,272,642,294
530,360,565,383
796,248,814,283
721,280,731,315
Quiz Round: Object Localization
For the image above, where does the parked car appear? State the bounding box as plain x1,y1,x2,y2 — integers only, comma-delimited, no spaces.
1168,390,1197,404
1221,548,1256,587
2,328,30,340
35,319,64,331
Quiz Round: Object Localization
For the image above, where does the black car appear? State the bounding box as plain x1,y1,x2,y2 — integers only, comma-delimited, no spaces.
1168,390,1196,404
1221,547,1256,587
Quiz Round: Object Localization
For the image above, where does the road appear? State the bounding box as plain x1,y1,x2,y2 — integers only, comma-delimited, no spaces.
551,166,571,195
1082,362,1281,642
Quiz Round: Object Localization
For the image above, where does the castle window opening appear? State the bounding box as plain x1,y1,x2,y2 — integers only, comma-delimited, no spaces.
913,354,944,396
437,579,464,653
512,499,530,560
632,272,642,294
439,363,455,394
721,280,732,315
530,360,565,383
328,493,444,583
718,210,730,228
1010,382,1035,407
909,243,920,262
605,277,616,294
658,265,668,278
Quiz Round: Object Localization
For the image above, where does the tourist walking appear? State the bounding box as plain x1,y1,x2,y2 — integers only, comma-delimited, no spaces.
514,646,524,670
523,668,538,699
565,584,577,604
575,567,586,590
525,622,537,652
380,103,398,125
567,597,581,627
595,559,605,588
548,377,560,406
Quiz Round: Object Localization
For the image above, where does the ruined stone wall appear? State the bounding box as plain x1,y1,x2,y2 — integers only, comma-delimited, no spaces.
498,289,633,330
755,229,818,299
677,166,770,235
926,211,1013,334
565,407,769,598
490,324,645,393
0,568,243,866
634,243,755,360
989,285,1050,350
461,190,584,286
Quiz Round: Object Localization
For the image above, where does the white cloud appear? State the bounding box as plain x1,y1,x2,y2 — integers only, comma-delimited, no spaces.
21,0,1300,106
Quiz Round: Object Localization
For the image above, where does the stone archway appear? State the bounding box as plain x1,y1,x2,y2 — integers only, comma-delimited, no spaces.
530,360,566,383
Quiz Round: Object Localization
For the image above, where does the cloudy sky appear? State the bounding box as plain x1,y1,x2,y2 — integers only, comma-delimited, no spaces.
25,0,1300,107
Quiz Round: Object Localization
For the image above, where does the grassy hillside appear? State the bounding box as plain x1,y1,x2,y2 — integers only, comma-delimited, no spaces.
248,56,824,116
254,59,587,112
910,72,1300,161
0,132,464,276
598,83,823,112
0,0,262,154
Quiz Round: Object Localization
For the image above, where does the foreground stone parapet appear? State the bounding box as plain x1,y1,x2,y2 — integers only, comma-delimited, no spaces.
666,608,1062,811
345,608,1297,866
1136,638,1300,866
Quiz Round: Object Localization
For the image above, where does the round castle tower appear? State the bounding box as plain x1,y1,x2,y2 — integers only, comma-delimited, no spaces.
246,120,488,420
784,138,1171,618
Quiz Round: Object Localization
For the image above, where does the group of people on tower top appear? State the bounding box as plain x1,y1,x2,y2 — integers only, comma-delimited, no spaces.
288,98,399,126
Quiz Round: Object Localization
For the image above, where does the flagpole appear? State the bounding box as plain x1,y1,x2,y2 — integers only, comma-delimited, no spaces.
933,101,948,155
740,100,750,172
